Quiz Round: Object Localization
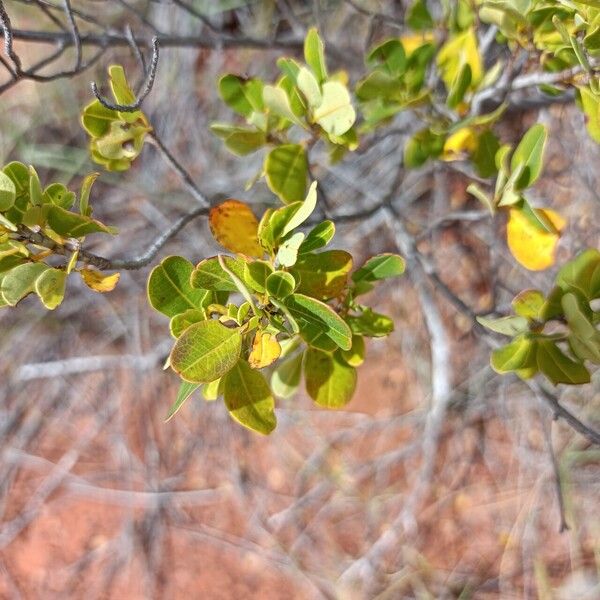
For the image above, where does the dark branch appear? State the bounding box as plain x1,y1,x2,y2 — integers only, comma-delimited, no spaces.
91,37,159,113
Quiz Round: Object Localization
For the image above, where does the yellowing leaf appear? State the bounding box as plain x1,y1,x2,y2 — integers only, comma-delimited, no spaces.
442,127,477,161
437,27,482,91
506,208,566,271
80,268,120,292
209,200,263,258
400,32,434,55
248,331,281,369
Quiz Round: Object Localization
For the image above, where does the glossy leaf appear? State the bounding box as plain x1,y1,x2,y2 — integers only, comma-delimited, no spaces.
347,309,394,337
276,232,305,267
223,359,277,434
266,271,295,299
218,74,264,117
148,256,209,317
170,308,206,338
264,144,308,204
341,335,365,367
304,349,357,408
299,220,335,254
170,320,242,383
47,206,116,237
285,293,352,351
190,255,246,292
243,260,274,293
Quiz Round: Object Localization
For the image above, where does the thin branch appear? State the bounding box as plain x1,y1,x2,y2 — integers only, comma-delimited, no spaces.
61,0,82,71
91,37,159,112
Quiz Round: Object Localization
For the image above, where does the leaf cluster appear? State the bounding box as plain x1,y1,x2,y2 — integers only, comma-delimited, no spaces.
0,163,118,310
81,66,151,171
479,249,600,385
147,183,405,433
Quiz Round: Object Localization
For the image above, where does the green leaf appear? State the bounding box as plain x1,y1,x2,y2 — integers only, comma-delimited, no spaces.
218,74,264,117
170,308,207,338
223,359,277,434
296,67,322,108
43,183,75,210
243,260,274,293
266,271,296,299
510,123,547,189
304,27,328,83
210,123,267,156
165,381,200,422
446,63,472,109
341,335,365,367
281,180,318,236
79,172,98,216
276,232,305,267
367,39,407,77
263,85,305,126
291,250,353,300
476,315,530,336
346,308,394,337
47,205,116,237
271,351,303,399
170,320,242,383
491,336,537,373
190,255,247,292
312,81,356,136
472,130,500,178
81,99,117,138
0,171,16,211
29,166,42,206
299,220,335,254
536,339,590,385
217,254,257,312
202,378,221,401
34,267,67,310
304,349,357,408
406,0,433,30
1,262,49,306
352,253,405,284
404,128,445,168
147,256,210,318
264,144,308,204
285,293,352,351
466,183,495,214
555,248,600,300
512,289,546,320
562,292,600,363
579,86,600,143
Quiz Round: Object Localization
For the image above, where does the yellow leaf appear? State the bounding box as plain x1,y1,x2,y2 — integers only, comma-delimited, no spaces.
442,127,477,161
209,199,263,258
437,27,482,91
248,331,281,369
506,208,566,271
400,32,434,55
80,268,120,292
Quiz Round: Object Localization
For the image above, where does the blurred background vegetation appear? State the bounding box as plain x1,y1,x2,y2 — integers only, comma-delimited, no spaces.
0,1,599,598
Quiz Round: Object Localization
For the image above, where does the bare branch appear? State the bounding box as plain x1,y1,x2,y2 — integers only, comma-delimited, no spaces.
91,37,160,113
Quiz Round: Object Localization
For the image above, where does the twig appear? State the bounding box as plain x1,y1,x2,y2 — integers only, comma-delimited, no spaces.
91,37,159,113
61,0,82,71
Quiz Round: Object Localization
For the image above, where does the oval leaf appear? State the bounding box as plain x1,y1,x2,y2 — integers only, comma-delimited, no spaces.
304,349,357,408
170,320,242,383
209,200,263,258
223,360,277,434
